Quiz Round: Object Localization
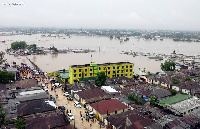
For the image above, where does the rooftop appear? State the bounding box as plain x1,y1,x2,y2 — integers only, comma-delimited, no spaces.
76,88,110,103
168,97,200,114
17,99,56,116
24,110,71,129
158,94,191,107
90,99,127,115
14,79,38,89
70,62,133,68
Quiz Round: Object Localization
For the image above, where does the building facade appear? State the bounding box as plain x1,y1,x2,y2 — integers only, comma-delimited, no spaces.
69,62,134,84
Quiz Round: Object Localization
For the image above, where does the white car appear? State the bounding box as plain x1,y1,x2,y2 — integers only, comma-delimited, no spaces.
74,101,81,108
67,113,74,120
63,92,69,97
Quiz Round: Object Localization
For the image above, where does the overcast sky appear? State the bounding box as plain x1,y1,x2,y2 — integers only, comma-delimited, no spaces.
1,0,200,30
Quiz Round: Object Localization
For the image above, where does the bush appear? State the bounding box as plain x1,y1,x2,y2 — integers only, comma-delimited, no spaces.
185,77,191,81
128,94,145,105
0,70,15,83
170,89,177,95
172,78,181,84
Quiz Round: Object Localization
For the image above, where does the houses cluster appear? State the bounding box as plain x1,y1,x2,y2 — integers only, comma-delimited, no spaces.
0,63,72,129
62,65,200,129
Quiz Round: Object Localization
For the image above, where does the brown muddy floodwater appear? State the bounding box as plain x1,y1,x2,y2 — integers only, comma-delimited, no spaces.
0,34,200,74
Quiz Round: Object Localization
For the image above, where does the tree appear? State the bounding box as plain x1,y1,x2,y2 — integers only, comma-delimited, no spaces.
169,89,177,95
11,41,27,50
172,78,181,84
15,118,25,129
185,77,191,81
128,94,145,105
0,70,15,83
27,44,37,52
161,60,176,71
95,72,106,87
0,51,6,65
150,96,156,105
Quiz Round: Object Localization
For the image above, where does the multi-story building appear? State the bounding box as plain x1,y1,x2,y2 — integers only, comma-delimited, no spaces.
69,62,134,84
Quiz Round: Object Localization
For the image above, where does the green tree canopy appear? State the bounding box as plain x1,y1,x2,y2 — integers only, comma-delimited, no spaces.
0,70,15,83
172,78,181,84
161,60,176,71
0,51,6,65
15,118,26,129
11,41,27,50
185,77,191,81
95,72,106,87
27,44,37,52
128,94,145,105
169,89,177,95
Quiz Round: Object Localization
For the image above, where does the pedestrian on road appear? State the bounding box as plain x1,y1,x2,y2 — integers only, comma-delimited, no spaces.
90,123,92,127
80,114,82,117
70,110,71,113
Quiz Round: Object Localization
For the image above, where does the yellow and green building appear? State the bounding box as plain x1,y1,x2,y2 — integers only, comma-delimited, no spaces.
69,62,134,84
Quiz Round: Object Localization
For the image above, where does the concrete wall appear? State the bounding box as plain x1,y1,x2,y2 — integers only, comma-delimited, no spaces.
172,86,180,92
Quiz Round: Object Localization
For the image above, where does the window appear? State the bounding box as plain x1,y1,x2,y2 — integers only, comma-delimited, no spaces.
85,69,87,72
79,69,82,72
122,66,124,69
90,68,93,71
113,66,115,69
121,74,123,76
74,69,76,73
130,73,132,76
126,69,128,72
121,70,124,73
117,66,120,69
79,74,81,77
130,69,132,72
104,67,106,70
99,67,101,70
85,73,87,76
108,71,110,75
108,67,110,70
117,70,119,73
126,65,128,68
125,74,128,76
90,73,92,76
74,74,76,77
113,71,115,74
117,74,119,77
130,65,132,68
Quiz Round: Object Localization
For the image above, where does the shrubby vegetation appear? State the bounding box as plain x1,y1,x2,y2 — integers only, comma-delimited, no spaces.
172,78,181,84
128,94,145,105
169,89,177,95
0,70,15,83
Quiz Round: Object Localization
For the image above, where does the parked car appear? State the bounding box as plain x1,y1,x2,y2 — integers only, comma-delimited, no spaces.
74,101,81,108
67,113,74,120
58,106,65,111
67,97,73,101
63,92,69,97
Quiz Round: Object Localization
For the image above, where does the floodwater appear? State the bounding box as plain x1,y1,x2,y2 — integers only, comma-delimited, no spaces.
0,34,200,74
